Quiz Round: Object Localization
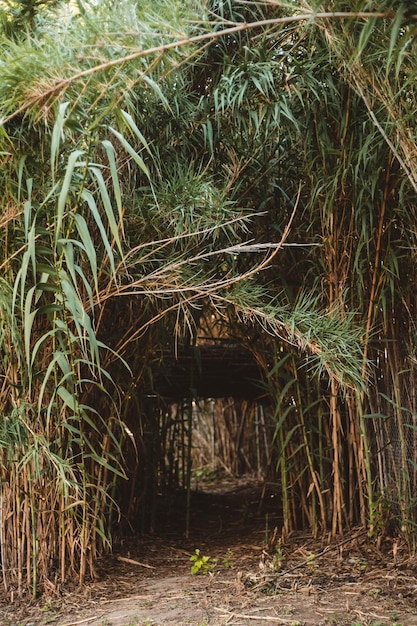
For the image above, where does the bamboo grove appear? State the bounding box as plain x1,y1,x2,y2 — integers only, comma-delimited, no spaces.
0,0,417,596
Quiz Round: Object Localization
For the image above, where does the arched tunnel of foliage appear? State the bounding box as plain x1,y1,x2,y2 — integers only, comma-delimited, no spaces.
1,0,417,597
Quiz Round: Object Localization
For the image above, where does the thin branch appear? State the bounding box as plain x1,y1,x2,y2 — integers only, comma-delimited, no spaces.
60,618,100,626
212,607,296,623
99,185,300,304
116,555,155,569
104,192,300,356
121,213,256,266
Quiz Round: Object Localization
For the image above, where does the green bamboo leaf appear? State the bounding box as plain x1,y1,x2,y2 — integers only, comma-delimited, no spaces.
252,75,266,96
57,385,77,412
12,251,29,317
51,102,70,179
354,17,377,64
108,127,150,179
23,179,32,238
24,286,37,368
0,119,12,142
72,212,98,294
76,408,101,434
142,75,171,111
17,156,28,204
56,150,85,243
36,282,59,293
58,239,94,311
36,263,58,277
77,402,122,450
89,166,123,259
84,453,126,478
78,313,100,369
33,246,54,257
202,119,214,153
119,109,151,153
27,219,37,283
58,265,99,368
64,500,87,511
81,188,116,279
386,5,405,77
59,273,85,347
38,352,73,416
101,140,123,234
54,350,71,376
75,263,95,314
59,240,79,296
93,518,113,549
31,328,59,367
61,422,81,435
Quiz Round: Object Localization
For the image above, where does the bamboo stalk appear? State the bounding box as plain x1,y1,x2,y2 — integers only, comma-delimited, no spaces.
330,379,343,536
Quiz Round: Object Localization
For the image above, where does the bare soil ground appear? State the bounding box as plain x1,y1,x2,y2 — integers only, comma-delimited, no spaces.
2,478,417,626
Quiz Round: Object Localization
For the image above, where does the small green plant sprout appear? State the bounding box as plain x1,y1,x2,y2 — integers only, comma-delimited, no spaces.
367,587,382,597
40,598,53,612
222,549,234,569
190,549,217,575
357,559,368,572
272,541,286,572
306,552,318,573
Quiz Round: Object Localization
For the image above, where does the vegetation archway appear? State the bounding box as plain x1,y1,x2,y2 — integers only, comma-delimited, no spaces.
1,0,417,599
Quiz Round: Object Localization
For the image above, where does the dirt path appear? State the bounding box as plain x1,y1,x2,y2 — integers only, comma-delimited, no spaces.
50,566,417,626
2,478,417,626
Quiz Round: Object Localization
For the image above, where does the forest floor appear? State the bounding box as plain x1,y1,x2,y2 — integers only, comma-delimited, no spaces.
1,477,417,626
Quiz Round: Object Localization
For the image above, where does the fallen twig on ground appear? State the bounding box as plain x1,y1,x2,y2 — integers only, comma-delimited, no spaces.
212,606,300,623
116,555,156,569
60,617,99,626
